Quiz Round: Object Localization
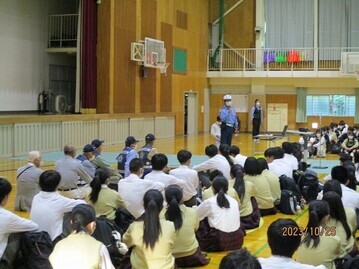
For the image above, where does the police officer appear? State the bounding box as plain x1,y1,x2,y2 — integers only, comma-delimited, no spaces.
219,95,238,146
116,136,139,177
250,99,263,141
138,133,158,178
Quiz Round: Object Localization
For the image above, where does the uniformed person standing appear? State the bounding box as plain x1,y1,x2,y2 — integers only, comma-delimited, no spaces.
219,95,238,146
250,99,263,141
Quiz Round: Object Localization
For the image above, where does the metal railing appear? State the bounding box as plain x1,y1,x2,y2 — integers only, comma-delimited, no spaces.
48,14,78,48
208,47,359,72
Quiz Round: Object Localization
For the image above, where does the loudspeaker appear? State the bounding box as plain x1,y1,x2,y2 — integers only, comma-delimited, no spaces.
55,95,67,114
140,66,147,78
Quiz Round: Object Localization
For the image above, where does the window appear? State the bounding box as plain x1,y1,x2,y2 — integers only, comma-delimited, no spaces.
306,95,355,116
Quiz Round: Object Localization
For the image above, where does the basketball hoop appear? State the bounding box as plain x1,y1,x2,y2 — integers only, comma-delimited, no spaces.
157,62,169,75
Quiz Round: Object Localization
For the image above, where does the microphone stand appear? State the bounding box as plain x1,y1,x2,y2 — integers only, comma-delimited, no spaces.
312,113,328,169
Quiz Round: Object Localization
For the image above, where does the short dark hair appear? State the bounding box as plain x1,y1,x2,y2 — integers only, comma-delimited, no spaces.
151,153,168,171
267,218,301,258
129,158,144,173
229,145,240,156
0,177,12,203
39,170,61,192
257,157,269,172
244,157,260,176
273,147,285,159
282,142,293,154
205,144,218,157
331,166,348,184
219,248,261,269
323,180,342,198
264,147,275,158
177,150,192,164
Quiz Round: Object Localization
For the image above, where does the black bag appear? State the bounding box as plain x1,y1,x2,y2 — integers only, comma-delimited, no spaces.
331,143,342,154
279,174,302,201
18,231,53,269
91,216,123,266
114,208,135,234
279,190,299,215
335,254,359,269
298,171,321,202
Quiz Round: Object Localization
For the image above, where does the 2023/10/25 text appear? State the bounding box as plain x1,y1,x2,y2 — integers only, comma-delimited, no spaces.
282,226,336,237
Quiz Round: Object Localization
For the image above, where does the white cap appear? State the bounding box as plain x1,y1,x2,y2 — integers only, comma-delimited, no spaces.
223,94,232,101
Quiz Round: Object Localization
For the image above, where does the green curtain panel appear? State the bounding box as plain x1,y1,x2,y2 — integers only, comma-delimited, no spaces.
296,87,307,122
355,88,359,123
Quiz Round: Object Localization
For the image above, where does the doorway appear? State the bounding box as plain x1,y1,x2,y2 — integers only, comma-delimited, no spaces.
184,92,198,135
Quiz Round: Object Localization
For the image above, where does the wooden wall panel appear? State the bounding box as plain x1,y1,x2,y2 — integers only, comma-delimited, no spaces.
96,0,111,113
160,23,173,112
140,0,157,113
114,0,136,113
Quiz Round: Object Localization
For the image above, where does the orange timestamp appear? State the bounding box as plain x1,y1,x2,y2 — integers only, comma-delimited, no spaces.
282,226,336,237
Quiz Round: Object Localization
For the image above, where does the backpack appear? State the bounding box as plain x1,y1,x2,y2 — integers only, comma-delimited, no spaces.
91,216,125,266
298,171,321,202
331,142,341,154
335,254,359,269
279,190,300,215
17,231,53,269
279,174,302,201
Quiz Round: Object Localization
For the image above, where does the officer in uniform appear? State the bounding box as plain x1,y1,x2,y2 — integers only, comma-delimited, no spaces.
219,95,238,146
116,136,139,177
250,99,263,141
138,133,158,178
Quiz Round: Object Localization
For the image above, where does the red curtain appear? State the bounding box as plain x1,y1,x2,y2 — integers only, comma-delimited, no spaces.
81,0,97,109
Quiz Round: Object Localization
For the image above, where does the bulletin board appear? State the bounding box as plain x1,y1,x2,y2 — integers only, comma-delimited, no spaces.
267,103,288,132
173,48,187,74
231,94,248,112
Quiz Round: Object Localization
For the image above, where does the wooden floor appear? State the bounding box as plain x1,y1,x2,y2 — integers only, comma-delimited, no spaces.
0,133,349,268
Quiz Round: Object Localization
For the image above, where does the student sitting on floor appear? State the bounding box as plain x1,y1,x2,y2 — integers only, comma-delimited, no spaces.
196,176,244,252
220,248,261,269
164,185,209,267
244,157,276,216
297,200,341,269
258,218,326,269
122,189,176,269
341,131,359,155
257,158,281,204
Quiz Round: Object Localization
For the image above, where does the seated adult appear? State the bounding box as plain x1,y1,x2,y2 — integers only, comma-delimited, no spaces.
76,144,96,179
258,218,326,269
14,150,43,212
164,185,209,267
169,150,199,207
116,136,139,178
49,204,114,269
0,177,38,268
86,168,125,222
244,157,276,216
264,147,293,178
30,170,85,241
196,176,244,252
138,133,158,177
192,144,231,180
118,158,164,219
220,248,261,269
297,200,341,269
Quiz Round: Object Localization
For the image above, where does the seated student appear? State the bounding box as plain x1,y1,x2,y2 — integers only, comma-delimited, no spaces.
192,144,231,180
230,165,260,230
30,170,86,241
220,248,261,269
282,142,299,171
322,191,357,257
196,176,244,252
311,129,327,158
257,158,281,203
219,144,235,167
164,185,209,267
0,177,38,268
341,131,359,155
15,150,43,212
86,168,125,222
297,200,341,269
264,147,293,178
122,189,176,269
258,218,326,269
229,145,247,168
169,150,199,207
49,204,114,269
244,157,276,216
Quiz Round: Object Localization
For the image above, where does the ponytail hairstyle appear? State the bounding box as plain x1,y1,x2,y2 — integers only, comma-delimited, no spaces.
232,166,245,202
219,144,234,167
322,191,351,240
164,185,183,231
212,176,230,208
70,204,96,234
89,168,109,204
143,189,163,249
302,200,330,248
209,169,223,182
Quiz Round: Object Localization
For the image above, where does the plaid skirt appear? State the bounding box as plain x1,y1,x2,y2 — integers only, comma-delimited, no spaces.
240,197,261,230
196,218,244,252
175,247,210,267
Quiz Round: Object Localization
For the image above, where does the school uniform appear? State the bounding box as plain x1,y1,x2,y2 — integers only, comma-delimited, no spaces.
259,256,326,269
341,184,359,210
297,233,341,269
283,153,299,170
268,158,293,178
86,185,125,221
196,194,244,251
202,185,241,206
144,170,186,189
345,206,357,235
192,154,232,180
234,153,247,167
261,169,281,202
244,174,274,210
123,219,176,269
169,165,199,204
327,218,355,258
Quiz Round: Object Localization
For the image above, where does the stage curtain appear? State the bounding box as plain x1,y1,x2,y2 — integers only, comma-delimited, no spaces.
81,0,97,109
296,87,307,123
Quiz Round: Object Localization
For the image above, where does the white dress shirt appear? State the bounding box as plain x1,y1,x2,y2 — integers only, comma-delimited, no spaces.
234,153,247,167
258,256,326,269
341,184,359,210
169,165,198,201
283,153,299,170
0,207,38,257
268,158,293,178
196,194,240,233
210,122,221,147
118,173,165,218
144,170,186,189
30,191,85,240
192,154,231,180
